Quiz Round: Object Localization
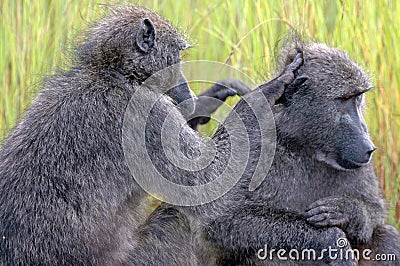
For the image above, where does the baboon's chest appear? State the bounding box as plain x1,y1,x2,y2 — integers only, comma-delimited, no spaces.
261,166,351,213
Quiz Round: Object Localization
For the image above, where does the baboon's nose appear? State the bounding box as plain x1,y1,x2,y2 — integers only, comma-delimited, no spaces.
367,146,377,155
363,146,376,163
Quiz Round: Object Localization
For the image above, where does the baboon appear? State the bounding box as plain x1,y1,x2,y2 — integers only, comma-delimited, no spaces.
0,6,248,265
200,41,400,265
4,5,385,266
139,48,362,265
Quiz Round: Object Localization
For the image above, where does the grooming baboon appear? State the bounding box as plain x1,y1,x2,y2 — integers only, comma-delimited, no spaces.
201,41,400,265
139,49,362,265
0,6,249,265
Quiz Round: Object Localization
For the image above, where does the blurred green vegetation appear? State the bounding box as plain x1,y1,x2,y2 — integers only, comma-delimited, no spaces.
1,0,399,227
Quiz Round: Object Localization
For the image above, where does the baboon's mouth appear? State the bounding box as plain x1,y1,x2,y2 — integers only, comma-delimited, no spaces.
336,156,370,170
315,151,369,171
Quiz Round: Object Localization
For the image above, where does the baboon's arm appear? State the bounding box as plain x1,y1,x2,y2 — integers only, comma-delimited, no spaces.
189,52,303,129
205,203,355,263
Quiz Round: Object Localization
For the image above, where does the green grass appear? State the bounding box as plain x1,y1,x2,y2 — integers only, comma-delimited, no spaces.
1,0,399,227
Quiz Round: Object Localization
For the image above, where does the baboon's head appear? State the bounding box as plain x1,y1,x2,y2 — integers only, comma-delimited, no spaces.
275,42,376,171
76,6,195,113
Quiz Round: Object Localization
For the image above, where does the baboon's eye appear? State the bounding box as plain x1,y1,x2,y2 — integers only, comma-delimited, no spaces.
340,92,360,100
342,95,353,100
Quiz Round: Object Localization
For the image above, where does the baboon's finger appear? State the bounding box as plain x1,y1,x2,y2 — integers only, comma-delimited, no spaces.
306,212,330,223
306,197,340,211
277,52,303,84
304,206,335,217
287,52,303,72
216,87,237,98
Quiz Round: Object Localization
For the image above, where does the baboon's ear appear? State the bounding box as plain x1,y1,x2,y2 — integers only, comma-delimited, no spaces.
136,18,156,53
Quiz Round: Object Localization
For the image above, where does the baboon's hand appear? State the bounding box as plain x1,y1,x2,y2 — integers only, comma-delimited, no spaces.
259,52,303,106
199,79,251,99
188,80,251,129
277,52,303,85
212,79,252,97
306,196,376,246
305,196,355,230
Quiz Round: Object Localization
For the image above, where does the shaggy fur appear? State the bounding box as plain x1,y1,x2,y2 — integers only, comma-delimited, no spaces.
202,41,400,265
0,6,241,265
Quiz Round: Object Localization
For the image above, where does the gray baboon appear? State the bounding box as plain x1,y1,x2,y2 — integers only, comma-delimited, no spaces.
141,48,361,265
0,6,248,265
202,41,400,265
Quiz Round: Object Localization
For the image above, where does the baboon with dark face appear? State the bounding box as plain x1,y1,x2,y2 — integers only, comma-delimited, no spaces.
139,47,362,265
202,41,400,265
0,6,249,265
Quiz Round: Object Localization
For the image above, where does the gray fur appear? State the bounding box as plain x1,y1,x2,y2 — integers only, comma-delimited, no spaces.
2,5,393,266
200,41,400,265
0,6,240,265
